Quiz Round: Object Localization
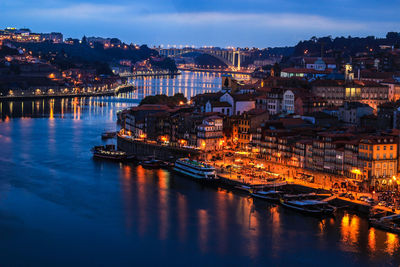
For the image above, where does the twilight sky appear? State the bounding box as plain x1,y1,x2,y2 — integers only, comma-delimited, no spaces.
1,0,400,48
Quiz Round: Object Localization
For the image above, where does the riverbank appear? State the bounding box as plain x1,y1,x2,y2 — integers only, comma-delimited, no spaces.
120,70,181,77
178,67,251,75
0,84,135,101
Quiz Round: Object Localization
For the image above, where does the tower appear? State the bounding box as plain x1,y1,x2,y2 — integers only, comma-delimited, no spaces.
345,63,354,81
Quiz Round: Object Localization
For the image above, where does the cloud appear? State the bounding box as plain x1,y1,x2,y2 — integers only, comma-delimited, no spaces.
26,3,140,20
19,3,394,32
2,2,400,47
136,12,368,31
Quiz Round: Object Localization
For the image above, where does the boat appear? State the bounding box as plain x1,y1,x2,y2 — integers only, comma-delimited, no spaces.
234,184,266,193
173,158,217,181
140,159,162,169
369,212,400,234
91,145,133,161
101,131,117,139
251,190,283,202
234,185,253,193
280,199,336,216
369,218,400,234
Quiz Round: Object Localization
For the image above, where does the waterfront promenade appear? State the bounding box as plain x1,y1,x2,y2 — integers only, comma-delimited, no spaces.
0,84,134,101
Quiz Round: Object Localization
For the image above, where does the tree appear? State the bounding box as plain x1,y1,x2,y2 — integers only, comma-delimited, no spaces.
81,36,87,45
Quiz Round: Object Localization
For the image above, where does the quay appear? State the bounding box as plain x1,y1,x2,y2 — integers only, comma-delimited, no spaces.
0,84,135,101
178,67,251,75
120,70,181,78
117,134,200,160
117,135,386,215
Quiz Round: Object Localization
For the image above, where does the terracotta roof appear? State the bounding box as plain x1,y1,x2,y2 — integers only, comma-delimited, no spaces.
360,70,393,80
303,57,336,65
211,101,231,108
311,80,344,87
281,68,332,75
131,104,170,111
231,93,255,102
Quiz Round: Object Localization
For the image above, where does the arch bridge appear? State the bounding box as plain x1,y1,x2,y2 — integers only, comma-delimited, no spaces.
156,48,247,70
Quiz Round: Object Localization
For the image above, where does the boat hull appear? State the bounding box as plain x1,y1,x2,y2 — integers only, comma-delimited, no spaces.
251,193,281,203
281,201,335,216
93,153,127,161
173,167,218,184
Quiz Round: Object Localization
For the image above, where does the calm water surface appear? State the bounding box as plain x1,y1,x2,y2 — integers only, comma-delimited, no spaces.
0,72,399,266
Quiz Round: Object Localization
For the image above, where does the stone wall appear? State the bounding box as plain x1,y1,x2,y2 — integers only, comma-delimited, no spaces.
117,136,201,161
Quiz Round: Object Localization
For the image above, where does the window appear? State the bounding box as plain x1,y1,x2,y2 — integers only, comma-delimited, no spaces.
377,146,380,151
384,146,386,150
390,145,393,150
377,155,379,160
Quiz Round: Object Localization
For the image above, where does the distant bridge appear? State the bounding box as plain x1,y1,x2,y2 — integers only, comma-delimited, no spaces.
155,48,249,70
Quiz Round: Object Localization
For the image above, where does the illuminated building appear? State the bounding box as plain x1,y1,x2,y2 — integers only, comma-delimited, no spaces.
359,135,398,189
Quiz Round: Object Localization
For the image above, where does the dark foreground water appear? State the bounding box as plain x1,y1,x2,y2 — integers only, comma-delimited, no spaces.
0,74,400,266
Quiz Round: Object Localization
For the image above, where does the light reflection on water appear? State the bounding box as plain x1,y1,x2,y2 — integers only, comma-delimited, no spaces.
0,72,399,265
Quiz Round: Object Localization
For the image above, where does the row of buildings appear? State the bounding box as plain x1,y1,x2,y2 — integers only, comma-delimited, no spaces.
119,62,400,190
0,27,63,44
253,120,399,190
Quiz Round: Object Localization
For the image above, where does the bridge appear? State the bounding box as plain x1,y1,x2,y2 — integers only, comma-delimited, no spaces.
155,48,248,70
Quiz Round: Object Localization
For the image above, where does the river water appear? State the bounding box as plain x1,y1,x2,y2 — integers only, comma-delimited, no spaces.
0,71,399,266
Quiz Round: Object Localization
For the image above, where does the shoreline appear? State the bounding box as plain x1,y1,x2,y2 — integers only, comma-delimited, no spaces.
0,84,135,101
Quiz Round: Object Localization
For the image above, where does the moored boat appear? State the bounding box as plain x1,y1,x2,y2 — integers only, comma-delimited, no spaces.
101,131,117,139
91,145,132,161
369,218,400,234
280,199,336,216
251,190,283,203
173,158,217,181
140,159,162,169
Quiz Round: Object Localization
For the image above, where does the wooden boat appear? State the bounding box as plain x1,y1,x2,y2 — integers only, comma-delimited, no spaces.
280,199,336,216
369,212,400,234
234,185,253,193
234,184,267,193
251,190,283,203
101,131,117,139
91,145,133,161
140,159,163,168
369,218,400,234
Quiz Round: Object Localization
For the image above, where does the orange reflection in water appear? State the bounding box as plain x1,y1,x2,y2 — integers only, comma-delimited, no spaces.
198,209,209,253
177,193,187,242
121,165,133,233
136,166,147,235
73,98,81,120
215,189,228,253
157,169,169,240
368,228,376,254
385,232,399,256
246,200,259,259
270,205,281,257
49,99,54,120
340,213,360,247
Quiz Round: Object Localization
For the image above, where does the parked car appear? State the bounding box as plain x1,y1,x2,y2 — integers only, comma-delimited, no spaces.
366,198,375,204
378,201,387,207
358,196,367,201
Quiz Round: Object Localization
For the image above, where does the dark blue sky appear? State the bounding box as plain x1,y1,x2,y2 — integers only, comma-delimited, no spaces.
1,0,400,47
